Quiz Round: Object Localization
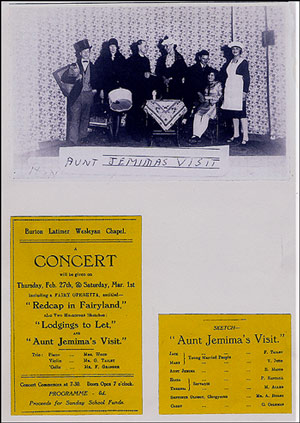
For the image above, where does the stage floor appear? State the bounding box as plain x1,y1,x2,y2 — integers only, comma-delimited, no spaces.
17,128,286,162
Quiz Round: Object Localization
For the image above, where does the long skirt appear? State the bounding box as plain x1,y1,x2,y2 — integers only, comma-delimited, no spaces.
193,113,210,138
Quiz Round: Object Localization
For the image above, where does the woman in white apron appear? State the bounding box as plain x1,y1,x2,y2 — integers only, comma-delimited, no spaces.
221,41,250,145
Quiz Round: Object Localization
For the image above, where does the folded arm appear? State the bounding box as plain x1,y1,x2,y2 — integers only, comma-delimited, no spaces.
61,65,82,84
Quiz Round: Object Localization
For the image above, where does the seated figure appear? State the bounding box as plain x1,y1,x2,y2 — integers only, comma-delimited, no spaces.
189,69,222,144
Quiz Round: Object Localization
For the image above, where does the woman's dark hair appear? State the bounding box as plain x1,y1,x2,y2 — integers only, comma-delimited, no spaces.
206,68,219,81
98,40,120,58
130,39,145,55
221,45,233,62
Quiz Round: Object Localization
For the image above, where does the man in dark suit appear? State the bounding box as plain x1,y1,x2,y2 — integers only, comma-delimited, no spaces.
61,39,98,145
125,40,157,141
183,49,214,120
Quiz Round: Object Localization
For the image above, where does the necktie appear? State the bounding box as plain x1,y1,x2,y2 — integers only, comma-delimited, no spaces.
82,60,88,72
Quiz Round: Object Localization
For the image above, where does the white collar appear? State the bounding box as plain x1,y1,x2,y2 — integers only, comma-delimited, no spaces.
231,57,243,65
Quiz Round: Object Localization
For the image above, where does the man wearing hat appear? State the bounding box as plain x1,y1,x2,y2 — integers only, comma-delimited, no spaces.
61,39,98,145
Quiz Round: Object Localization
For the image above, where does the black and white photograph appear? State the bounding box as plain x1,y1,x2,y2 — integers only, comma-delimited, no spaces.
1,2,298,422
3,1,296,179
2,1,296,179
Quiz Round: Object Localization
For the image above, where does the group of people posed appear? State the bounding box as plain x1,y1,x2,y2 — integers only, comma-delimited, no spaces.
60,36,250,146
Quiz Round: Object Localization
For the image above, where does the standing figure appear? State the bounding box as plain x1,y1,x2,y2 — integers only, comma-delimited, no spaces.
218,45,234,138
155,37,187,99
126,40,156,141
189,69,222,144
94,38,127,140
95,38,127,97
61,39,98,145
221,41,250,145
183,49,214,119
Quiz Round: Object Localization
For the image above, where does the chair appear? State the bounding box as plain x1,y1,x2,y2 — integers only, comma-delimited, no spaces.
146,114,180,147
89,98,124,141
144,99,187,147
207,98,232,145
189,99,223,145
89,99,109,130
205,104,220,145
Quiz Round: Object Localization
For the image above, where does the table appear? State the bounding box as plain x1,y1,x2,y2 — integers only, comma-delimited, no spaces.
144,99,187,146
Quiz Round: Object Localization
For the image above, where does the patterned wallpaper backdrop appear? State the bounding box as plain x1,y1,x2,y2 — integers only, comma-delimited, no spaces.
233,4,286,138
233,5,269,136
10,4,287,153
267,5,286,139
11,8,41,154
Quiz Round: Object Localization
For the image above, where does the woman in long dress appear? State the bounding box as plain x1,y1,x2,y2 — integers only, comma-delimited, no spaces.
94,38,127,140
155,37,187,99
94,38,127,100
189,69,222,144
221,41,250,145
